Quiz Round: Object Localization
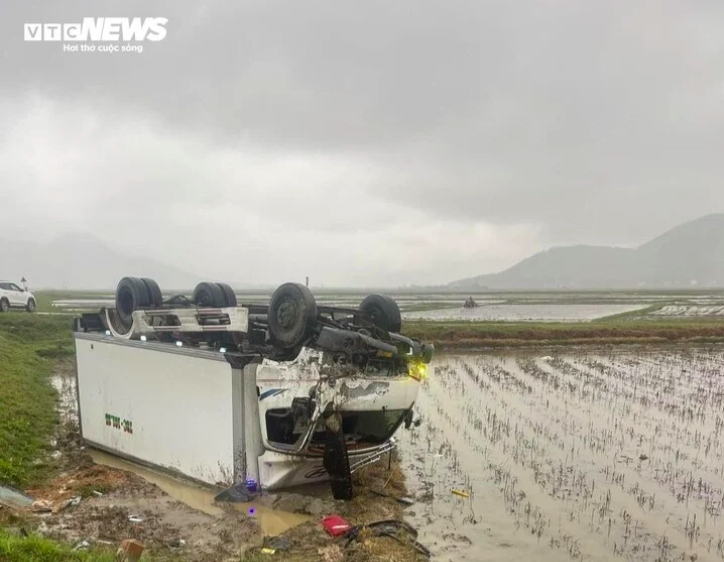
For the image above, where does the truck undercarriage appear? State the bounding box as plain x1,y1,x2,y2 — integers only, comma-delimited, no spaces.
72,277,434,499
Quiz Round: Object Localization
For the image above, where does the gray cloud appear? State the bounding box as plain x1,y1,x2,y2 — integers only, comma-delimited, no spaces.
1,0,723,286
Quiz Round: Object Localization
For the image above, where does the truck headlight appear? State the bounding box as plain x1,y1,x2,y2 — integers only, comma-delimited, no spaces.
408,362,427,381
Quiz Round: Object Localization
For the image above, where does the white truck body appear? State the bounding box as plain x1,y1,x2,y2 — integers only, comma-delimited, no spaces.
73,331,421,490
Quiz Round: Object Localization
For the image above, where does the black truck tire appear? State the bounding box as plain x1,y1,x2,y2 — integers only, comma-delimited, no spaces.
267,345,303,362
360,294,402,333
115,277,151,322
216,282,238,307
268,282,317,349
193,282,226,308
140,278,163,308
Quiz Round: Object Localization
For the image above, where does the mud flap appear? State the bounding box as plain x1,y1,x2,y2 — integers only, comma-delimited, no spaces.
322,411,354,500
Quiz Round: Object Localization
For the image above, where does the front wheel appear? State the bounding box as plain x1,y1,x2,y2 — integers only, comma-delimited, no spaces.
0,298,9,313
359,294,402,333
268,283,317,349
26,298,36,313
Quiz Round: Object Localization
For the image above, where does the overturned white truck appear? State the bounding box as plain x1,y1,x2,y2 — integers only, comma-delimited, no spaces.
71,278,433,499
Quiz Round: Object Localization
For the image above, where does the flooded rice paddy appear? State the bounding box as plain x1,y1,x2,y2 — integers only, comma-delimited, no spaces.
402,303,646,321
50,293,660,321
48,289,724,322
398,348,724,561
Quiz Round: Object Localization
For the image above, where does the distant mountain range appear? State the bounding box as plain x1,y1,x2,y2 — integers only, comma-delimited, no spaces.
1,232,205,291
5,214,724,292
450,214,724,290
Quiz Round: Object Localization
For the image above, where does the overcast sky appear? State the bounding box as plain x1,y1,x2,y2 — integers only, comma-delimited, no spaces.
1,0,723,287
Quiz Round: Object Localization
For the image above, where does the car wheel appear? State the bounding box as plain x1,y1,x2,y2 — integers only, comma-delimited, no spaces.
26,298,36,313
268,283,317,349
0,298,9,313
359,294,402,333
193,282,226,308
115,277,151,323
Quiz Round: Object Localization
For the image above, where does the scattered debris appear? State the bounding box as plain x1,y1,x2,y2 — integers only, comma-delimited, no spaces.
451,489,469,498
0,484,33,508
260,547,276,554
214,481,257,503
264,535,292,551
116,538,144,562
31,499,53,513
168,538,186,548
343,519,431,557
53,495,82,514
73,540,91,551
127,515,143,523
639,454,649,461
321,514,351,537
369,488,415,506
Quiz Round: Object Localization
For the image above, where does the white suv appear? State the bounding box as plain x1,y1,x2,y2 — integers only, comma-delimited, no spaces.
0,281,36,313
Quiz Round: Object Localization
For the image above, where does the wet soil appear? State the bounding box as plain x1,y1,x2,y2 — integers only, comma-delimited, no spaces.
396,348,724,562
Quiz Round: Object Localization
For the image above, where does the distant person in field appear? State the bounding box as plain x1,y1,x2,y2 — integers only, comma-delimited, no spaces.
21,277,28,291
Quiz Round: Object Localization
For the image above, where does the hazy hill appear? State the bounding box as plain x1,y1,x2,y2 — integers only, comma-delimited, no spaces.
1,232,201,290
450,213,724,290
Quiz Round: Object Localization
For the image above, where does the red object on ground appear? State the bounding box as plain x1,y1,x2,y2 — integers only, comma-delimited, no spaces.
321,514,351,536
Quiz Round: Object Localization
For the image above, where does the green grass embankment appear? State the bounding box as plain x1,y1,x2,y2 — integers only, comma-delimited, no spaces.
0,531,118,562
0,314,163,561
404,317,724,350
0,314,73,487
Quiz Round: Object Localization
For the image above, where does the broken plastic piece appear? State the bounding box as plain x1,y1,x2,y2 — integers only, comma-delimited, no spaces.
215,481,257,503
0,484,33,508
117,538,144,562
72,540,90,551
321,515,351,537
264,536,292,551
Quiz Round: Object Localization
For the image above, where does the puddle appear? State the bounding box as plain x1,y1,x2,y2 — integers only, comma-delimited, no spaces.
51,373,77,414
50,363,310,536
88,449,311,536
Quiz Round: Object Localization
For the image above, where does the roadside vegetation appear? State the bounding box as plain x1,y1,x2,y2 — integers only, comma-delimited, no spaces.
0,530,118,562
0,314,72,487
0,314,131,562
405,317,724,349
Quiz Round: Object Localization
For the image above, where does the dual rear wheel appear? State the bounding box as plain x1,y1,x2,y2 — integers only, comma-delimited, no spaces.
114,277,402,350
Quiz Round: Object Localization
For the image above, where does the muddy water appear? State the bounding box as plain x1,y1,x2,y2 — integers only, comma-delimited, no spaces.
88,450,310,536
397,349,724,562
402,303,648,321
51,363,310,537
